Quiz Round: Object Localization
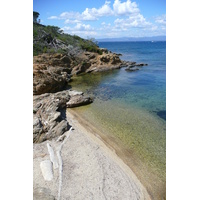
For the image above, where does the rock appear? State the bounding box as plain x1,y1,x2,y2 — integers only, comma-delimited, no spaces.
33,116,43,136
134,63,148,66
125,67,139,72
33,53,72,95
71,51,125,75
40,160,54,181
120,61,136,68
33,91,70,143
100,56,110,63
33,90,94,143
68,90,83,96
48,120,69,139
67,94,93,108
111,56,121,65
47,143,58,169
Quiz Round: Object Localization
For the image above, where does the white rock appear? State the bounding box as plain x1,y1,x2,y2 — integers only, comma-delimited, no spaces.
68,90,83,96
40,160,53,181
47,143,58,169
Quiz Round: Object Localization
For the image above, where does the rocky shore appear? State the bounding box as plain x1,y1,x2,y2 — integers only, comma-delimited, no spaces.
33,45,150,199
33,110,151,200
33,50,147,95
33,49,148,143
33,90,93,143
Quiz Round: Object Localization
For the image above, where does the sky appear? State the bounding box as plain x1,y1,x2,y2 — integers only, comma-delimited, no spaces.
33,0,166,39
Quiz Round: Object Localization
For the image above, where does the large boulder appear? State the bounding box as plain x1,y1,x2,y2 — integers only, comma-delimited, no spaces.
67,93,93,108
33,90,94,143
33,91,71,143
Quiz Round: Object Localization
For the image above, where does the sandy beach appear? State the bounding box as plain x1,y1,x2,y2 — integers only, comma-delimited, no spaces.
33,108,151,200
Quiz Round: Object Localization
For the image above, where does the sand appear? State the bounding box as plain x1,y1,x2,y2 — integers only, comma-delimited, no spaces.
33,109,151,200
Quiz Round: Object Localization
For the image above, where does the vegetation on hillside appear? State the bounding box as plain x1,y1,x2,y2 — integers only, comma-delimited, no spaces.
33,12,102,56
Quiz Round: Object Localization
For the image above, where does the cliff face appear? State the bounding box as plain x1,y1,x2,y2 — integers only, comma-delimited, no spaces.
33,50,125,95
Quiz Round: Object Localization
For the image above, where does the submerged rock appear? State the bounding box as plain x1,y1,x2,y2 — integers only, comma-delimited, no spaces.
134,63,148,66
125,67,139,72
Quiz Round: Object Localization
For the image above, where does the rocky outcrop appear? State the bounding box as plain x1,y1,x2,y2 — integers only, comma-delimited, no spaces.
33,90,93,143
33,91,71,143
71,51,123,75
33,51,123,94
33,50,148,95
33,53,73,95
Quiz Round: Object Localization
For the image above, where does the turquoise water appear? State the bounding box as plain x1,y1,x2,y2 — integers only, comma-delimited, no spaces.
70,41,166,199
98,41,166,118
72,41,166,119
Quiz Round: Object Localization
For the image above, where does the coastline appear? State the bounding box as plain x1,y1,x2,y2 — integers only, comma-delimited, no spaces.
67,109,151,200
33,106,151,200
67,108,166,200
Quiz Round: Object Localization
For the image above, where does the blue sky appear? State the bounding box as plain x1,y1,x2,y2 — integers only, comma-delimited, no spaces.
33,0,166,39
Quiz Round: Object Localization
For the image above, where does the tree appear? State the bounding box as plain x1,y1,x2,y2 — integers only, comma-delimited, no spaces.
33,11,40,23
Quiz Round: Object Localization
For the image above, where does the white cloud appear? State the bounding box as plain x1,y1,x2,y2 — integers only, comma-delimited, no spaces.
48,16,58,19
47,1,165,38
60,12,81,19
64,19,81,24
62,23,93,31
62,24,97,38
49,0,141,21
81,8,98,20
114,14,151,28
113,0,139,15
82,1,113,19
75,23,92,31
155,15,166,25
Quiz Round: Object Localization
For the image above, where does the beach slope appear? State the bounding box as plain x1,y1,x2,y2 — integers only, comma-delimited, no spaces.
33,110,150,200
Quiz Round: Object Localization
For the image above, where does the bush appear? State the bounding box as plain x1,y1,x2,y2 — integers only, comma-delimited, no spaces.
33,23,102,56
43,46,47,53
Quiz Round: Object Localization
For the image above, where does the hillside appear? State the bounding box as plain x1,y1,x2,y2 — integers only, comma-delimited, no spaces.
33,23,102,56
33,22,146,95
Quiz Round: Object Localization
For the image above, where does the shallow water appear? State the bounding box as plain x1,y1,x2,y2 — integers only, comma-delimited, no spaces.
69,41,166,199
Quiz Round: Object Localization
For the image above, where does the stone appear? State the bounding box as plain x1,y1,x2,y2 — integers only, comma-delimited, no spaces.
134,63,148,66
125,67,139,72
33,54,72,95
33,91,70,143
47,143,58,169
40,160,53,181
33,90,93,143
68,90,83,96
67,95,93,108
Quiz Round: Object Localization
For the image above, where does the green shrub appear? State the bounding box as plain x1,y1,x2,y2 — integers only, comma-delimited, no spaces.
33,23,102,56
43,46,47,53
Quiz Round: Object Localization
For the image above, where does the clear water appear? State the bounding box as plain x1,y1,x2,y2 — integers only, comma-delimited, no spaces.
69,41,166,198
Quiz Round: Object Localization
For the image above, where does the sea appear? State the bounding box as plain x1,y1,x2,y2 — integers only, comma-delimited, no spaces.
69,41,166,199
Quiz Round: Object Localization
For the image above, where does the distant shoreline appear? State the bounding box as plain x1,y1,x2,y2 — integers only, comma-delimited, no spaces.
97,36,166,42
